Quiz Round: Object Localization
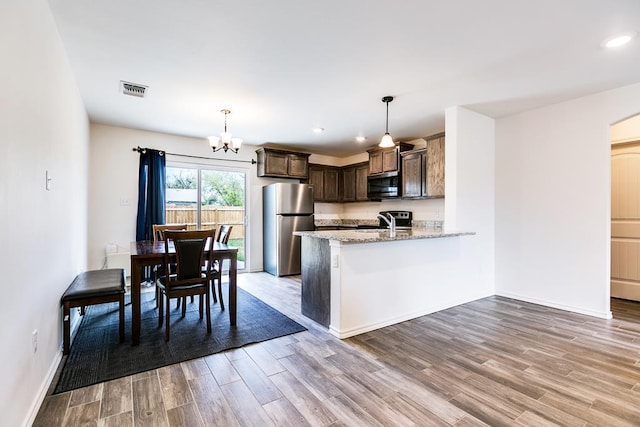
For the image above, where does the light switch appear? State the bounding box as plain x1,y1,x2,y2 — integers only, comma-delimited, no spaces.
331,254,339,268
45,170,52,191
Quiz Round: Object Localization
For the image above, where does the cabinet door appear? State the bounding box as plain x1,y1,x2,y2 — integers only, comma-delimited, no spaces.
369,151,383,175
426,136,445,197
402,151,424,198
308,166,324,201
355,164,369,201
288,154,309,178
324,168,340,202
382,149,399,173
264,151,289,176
342,167,356,202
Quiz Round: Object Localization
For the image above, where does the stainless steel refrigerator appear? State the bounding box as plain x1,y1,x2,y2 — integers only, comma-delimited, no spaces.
263,183,314,276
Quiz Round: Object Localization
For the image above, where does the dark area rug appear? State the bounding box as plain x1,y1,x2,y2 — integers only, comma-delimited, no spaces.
54,285,306,394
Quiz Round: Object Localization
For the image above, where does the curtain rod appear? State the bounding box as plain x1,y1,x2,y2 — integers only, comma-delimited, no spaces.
132,146,256,164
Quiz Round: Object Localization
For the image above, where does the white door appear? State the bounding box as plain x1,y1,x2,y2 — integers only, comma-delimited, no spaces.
611,142,640,301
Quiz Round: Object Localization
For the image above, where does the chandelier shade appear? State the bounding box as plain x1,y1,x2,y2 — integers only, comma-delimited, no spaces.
379,96,395,148
208,109,242,153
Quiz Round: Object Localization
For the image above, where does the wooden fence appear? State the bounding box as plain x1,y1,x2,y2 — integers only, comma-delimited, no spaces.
165,205,245,238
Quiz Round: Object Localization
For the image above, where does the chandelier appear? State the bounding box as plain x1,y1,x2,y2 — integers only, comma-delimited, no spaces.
208,109,242,153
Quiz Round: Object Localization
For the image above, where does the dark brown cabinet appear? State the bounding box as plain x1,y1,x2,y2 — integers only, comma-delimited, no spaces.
400,132,445,198
401,150,425,198
342,162,369,202
256,148,310,179
308,164,341,202
367,143,414,176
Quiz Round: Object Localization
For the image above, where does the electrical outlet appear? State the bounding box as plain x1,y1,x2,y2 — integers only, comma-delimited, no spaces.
120,198,130,206
331,254,339,268
32,329,38,353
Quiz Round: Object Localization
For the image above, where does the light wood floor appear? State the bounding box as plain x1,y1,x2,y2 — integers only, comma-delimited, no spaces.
34,273,640,426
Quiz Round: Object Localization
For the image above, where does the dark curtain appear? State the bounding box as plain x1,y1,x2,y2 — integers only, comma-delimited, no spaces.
136,149,166,241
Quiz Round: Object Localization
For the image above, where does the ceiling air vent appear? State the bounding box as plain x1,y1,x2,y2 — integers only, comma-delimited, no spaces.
120,81,148,98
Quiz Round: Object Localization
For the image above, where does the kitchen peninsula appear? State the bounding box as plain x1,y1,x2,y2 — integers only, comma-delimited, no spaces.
294,228,477,338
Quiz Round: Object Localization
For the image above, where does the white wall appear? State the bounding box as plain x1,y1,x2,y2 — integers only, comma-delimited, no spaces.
495,81,640,318
445,107,496,291
0,1,89,425
89,124,288,273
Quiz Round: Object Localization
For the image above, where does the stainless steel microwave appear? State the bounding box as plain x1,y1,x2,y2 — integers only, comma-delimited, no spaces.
367,172,399,200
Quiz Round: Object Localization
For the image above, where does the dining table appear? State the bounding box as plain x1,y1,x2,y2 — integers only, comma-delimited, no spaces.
129,240,238,345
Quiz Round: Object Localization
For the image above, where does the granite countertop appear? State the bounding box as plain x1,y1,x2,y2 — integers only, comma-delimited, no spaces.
294,228,474,243
314,219,378,228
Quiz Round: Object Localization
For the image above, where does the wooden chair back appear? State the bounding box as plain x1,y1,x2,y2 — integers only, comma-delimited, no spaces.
217,225,233,244
162,230,215,287
153,223,188,243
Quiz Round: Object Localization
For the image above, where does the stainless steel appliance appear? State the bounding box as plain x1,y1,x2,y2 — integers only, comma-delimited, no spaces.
378,210,412,229
367,172,399,200
263,183,315,276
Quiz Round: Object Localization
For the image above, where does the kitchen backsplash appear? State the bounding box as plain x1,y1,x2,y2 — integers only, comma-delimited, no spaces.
314,197,444,222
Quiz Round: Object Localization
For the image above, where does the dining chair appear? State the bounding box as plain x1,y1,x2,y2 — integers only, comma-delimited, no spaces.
152,224,188,306
209,225,233,310
157,229,215,341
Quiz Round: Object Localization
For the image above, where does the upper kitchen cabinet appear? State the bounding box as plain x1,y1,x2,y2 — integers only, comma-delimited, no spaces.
425,132,445,197
367,143,413,175
342,162,369,202
256,148,310,179
308,164,341,202
401,132,445,198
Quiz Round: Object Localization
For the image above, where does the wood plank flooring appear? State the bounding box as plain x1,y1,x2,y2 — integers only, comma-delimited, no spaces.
34,273,640,426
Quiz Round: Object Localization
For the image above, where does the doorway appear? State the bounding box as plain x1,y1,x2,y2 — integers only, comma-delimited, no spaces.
610,114,640,301
165,164,247,270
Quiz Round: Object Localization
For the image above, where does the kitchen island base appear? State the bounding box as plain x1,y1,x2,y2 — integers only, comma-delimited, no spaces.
298,229,484,338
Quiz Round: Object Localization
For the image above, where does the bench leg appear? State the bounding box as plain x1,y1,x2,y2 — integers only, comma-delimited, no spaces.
63,302,71,355
118,295,125,343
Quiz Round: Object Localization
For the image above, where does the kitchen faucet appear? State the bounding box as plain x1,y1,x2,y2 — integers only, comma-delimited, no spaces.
377,213,396,237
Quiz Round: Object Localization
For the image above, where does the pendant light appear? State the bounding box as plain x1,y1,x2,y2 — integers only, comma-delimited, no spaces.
208,109,242,153
379,96,395,148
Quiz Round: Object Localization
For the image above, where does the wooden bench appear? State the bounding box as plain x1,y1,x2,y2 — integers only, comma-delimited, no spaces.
61,269,126,355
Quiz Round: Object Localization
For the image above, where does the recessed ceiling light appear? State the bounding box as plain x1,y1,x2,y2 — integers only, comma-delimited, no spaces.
601,31,637,49
312,127,324,133
355,136,366,143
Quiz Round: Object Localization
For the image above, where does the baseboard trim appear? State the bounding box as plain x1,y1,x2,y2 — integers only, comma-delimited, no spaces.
496,291,613,319
23,349,63,427
23,309,82,427
329,291,494,339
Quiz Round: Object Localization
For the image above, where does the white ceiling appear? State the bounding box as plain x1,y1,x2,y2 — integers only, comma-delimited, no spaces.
48,0,640,156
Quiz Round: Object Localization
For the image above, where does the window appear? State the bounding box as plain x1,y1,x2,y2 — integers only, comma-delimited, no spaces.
165,165,246,269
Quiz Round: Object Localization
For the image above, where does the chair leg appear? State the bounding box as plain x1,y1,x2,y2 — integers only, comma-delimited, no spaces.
211,278,218,303
199,293,204,320
165,294,171,342
118,295,125,343
158,291,164,327
218,278,225,311
206,289,211,333
181,295,187,318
